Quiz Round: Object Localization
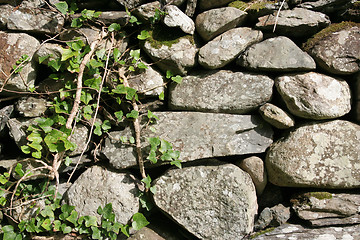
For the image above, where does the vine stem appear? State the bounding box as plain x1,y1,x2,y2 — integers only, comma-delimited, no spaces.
118,68,147,180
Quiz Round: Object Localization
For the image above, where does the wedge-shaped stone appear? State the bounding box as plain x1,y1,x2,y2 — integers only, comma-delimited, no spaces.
266,120,360,189
169,70,273,113
163,5,195,34
199,27,262,69
102,112,273,169
153,160,257,239
237,36,316,72
276,72,351,119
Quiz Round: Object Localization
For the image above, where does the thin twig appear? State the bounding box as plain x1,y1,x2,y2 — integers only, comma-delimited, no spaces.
273,0,286,32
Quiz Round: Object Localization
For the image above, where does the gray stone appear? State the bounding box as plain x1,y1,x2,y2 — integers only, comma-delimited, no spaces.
255,8,330,37
102,112,273,169
255,204,291,230
0,105,13,133
237,36,316,72
142,34,197,75
251,224,360,240
6,118,31,148
0,4,13,29
134,1,161,22
199,28,263,69
276,72,351,119
19,0,46,8
198,0,233,10
266,120,360,189
163,5,195,35
259,103,295,129
128,227,166,240
7,8,64,35
356,73,360,123
195,7,247,41
236,156,267,195
97,11,130,25
60,28,101,45
0,32,40,92
115,0,145,9
160,0,185,6
153,160,258,239
169,70,273,114
16,97,48,117
34,43,63,66
64,166,140,224
308,26,360,75
298,0,352,14
69,124,89,156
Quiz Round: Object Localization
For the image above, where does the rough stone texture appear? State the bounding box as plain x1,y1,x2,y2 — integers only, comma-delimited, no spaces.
0,32,40,92
169,70,273,113
134,1,161,22
60,28,101,45
7,8,64,35
7,118,32,148
237,36,316,72
160,0,185,6
291,191,360,227
198,0,233,10
0,4,13,29
195,7,247,41
255,204,291,230
0,105,13,134
236,156,267,195
251,224,360,240
128,227,166,240
266,120,360,189
298,0,352,14
64,166,140,224
163,5,195,35
259,103,295,129
308,26,360,75
276,72,351,119
115,0,145,9
142,36,197,75
102,112,273,169
255,8,330,37
34,43,63,66
97,11,129,25
153,160,258,239
16,97,48,117
69,124,89,156
356,73,360,122
199,28,263,69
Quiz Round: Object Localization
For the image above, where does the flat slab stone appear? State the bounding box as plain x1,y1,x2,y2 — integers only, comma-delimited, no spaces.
266,120,360,189
169,70,273,114
153,159,258,239
102,112,273,169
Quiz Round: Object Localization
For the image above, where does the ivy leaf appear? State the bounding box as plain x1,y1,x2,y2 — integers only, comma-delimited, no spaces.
91,226,101,239
71,18,83,28
41,218,52,231
89,59,104,68
137,30,150,40
113,48,121,62
101,120,111,131
38,54,50,64
48,59,62,71
159,139,172,154
66,210,79,225
80,91,93,104
84,216,97,227
108,23,121,32
55,1,68,15
171,160,182,169
130,49,140,61
114,111,123,121
101,203,114,221
129,15,138,23
94,122,102,136
41,205,55,219
166,70,173,79
141,175,152,189
132,213,149,231
61,48,77,61
61,224,72,234
147,110,159,121
53,220,62,232
171,75,183,84
159,91,165,100
120,225,130,237
15,163,24,177
21,145,31,154
126,110,139,119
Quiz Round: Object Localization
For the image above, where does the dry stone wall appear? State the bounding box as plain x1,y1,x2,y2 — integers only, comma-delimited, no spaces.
0,0,360,239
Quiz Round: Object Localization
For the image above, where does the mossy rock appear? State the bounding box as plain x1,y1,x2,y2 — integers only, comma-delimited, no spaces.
251,227,276,239
229,0,275,12
307,191,333,200
303,21,360,52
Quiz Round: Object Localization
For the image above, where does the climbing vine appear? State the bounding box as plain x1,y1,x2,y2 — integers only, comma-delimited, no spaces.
0,0,182,238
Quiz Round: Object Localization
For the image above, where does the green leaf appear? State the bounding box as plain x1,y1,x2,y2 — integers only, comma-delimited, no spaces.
129,15,138,23
53,220,62,232
96,48,106,60
84,77,101,90
71,18,83,28
171,160,182,169
0,196,7,206
159,91,165,100
159,139,172,154
112,84,127,95
91,226,101,239
128,66,135,72
80,91,93,104
108,23,121,32
0,175,7,184
171,75,183,84
41,205,55,219
126,87,137,101
150,185,157,194
61,224,72,234
166,70,173,79
114,111,123,121
48,59,62,71
65,156,72,166
66,210,79,225
132,213,149,231
38,54,50,64
15,163,24,177
147,110,159,121
129,136,135,144
84,216,97,227
137,30,151,40
130,49,140,61
61,204,75,217
126,110,139,119
137,62,147,69
113,48,121,62
89,59,104,68
94,122,102,136
102,120,111,131
37,118,55,133
121,224,130,237
55,1,68,15
61,47,77,61
41,218,52,231
141,175,152,189
21,145,31,154
101,203,115,221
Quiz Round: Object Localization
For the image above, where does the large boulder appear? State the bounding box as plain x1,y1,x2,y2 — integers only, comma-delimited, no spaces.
63,166,140,224
237,36,316,72
266,120,360,189
255,8,330,37
169,70,273,113
275,72,351,119
102,112,273,169
0,32,40,92
306,24,360,75
153,160,258,239
195,7,247,41
199,27,263,69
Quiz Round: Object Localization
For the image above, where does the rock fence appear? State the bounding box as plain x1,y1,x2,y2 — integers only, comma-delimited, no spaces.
0,0,360,239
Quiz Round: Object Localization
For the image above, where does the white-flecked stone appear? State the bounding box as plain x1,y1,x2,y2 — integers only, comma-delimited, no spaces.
259,103,295,129
163,5,195,35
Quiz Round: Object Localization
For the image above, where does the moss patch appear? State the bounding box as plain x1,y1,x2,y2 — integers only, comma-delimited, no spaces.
250,227,276,239
308,191,333,200
303,21,360,52
145,25,194,49
229,0,274,12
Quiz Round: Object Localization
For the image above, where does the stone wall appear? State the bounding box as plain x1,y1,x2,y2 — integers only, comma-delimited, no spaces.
0,0,359,239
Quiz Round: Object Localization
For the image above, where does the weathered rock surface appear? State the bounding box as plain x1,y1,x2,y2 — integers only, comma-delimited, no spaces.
60,28,101,45
142,34,197,75
266,120,360,188
236,156,267,195
255,204,291,230
356,73,360,122
251,224,360,239
0,4,13,29
199,0,233,10
34,43,63,65
97,11,129,25
237,36,316,72
308,25,360,75
64,166,140,224
0,32,40,92
7,8,64,34
291,191,360,227
69,124,89,156
134,1,161,22
298,0,352,14
115,0,144,9
199,27,263,69
195,7,247,41
163,5,195,35
16,97,48,117
102,112,273,169
276,72,351,119
255,8,330,37
153,160,258,239
169,70,273,113
0,105,13,134
259,103,295,129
